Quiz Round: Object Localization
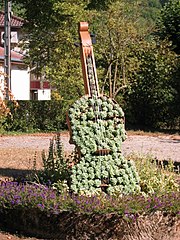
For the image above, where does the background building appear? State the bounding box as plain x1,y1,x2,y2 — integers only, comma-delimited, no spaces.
0,11,51,100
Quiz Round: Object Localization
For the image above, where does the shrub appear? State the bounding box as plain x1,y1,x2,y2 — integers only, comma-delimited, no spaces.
27,134,70,194
2,100,69,133
128,154,179,194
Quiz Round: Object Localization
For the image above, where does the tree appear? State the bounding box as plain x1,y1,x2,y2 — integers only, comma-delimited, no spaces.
94,0,156,100
125,39,179,129
43,0,96,100
3,0,179,131
14,0,99,101
140,0,162,22
86,0,111,10
0,1,25,17
159,0,180,54
159,0,170,7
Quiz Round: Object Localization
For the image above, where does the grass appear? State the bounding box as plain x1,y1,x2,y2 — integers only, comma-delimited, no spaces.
0,130,68,136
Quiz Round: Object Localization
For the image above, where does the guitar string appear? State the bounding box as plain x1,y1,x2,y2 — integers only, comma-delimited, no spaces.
86,55,110,187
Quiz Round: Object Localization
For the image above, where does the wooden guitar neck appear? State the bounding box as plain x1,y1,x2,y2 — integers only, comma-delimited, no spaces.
79,22,99,98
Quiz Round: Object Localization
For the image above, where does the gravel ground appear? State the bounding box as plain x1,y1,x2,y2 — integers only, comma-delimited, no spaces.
0,132,179,162
122,134,180,162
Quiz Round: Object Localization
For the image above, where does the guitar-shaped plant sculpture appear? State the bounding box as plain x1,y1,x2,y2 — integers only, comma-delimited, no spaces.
67,22,140,195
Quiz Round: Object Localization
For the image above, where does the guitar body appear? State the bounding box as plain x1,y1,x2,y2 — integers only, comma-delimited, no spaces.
68,95,126,156
67,22,140,194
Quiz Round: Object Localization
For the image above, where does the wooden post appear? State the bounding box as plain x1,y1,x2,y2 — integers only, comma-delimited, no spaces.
4,0,11,100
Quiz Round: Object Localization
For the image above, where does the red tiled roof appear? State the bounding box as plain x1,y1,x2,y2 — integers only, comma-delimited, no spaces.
0,46,24,63
0,11,24,28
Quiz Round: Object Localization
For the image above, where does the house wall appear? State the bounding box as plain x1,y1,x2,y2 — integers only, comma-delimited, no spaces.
11,65,30,100
38,89,51,100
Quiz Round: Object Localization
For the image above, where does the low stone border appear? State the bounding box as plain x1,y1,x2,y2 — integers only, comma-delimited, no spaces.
0,209,179,239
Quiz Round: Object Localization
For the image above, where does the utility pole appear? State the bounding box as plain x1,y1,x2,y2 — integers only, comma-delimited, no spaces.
4,0,11,100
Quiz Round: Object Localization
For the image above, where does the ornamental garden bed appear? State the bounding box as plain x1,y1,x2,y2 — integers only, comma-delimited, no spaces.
0,181,179,240
0,134,179,240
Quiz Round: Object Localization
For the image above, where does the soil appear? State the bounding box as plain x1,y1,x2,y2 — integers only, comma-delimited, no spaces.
0,231,38,240
0,131,179,240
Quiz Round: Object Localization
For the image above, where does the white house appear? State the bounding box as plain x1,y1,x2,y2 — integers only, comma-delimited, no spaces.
0,46,30,100
0,11,51,100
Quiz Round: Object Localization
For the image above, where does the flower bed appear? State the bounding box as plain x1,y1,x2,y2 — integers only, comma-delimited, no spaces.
0,182,179,239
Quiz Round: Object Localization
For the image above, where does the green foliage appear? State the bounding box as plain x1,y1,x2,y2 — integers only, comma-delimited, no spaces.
140,0,161,22
1,100,70,133
159,0,169,6
0,1,25,16
14,0,90,100
93,0,161,101
129,154,179,195
29,134,70,193
42,134,67,179
125,40,179,129
95,0,143,98
70,153,140,195
159,0,180,54
4,0,179,131
86,0,111,10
